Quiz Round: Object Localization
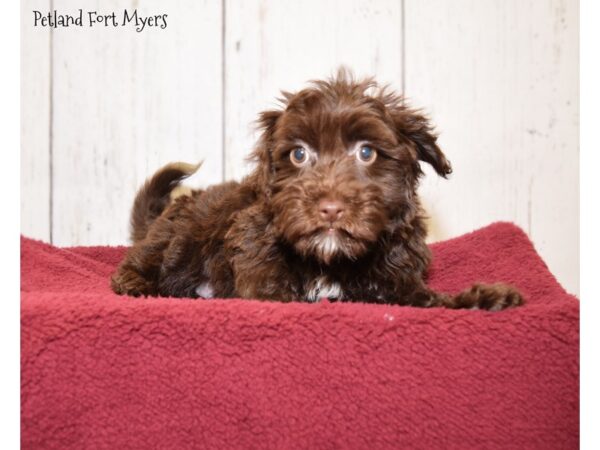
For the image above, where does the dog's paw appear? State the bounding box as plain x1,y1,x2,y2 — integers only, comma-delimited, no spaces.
110,269,155,297
455,283,524,311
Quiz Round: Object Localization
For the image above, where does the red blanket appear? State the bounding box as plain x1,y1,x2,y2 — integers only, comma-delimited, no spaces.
21,222,579,449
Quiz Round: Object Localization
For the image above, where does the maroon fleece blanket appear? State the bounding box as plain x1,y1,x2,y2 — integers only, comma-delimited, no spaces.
21,222,579,449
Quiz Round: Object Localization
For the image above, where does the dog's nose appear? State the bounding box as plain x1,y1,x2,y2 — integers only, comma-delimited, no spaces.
319,199,344,222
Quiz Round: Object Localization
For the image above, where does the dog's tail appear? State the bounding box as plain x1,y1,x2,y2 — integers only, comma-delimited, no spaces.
130,161,202,243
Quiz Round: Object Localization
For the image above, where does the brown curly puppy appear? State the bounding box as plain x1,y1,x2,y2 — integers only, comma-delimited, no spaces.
111,71,523,310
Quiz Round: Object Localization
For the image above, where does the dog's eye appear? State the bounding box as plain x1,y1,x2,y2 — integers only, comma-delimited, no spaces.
290,147,309,167
357,145,377,165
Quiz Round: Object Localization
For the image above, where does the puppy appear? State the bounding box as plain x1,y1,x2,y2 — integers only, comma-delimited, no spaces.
111,71,523,310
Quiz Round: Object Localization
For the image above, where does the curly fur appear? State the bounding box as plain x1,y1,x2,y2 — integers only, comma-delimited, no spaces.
111,70,522,310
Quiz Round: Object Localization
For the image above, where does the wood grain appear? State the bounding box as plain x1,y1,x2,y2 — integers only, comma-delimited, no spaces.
51,0,223,245
405,0,579,295
21,0,51,242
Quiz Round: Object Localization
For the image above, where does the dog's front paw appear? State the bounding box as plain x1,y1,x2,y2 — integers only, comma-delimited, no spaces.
111,269,156,297
455,283,523,311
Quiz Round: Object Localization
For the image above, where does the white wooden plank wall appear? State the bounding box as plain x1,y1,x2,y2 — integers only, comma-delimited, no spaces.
51,0,223,245
21,0,51,242
405,0,579,296
21,0,579,295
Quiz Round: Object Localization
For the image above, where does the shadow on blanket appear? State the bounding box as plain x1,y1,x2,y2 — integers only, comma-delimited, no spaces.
21,222,579,449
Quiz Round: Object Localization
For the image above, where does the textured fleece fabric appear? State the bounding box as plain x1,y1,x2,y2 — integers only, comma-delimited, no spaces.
21,222,579,449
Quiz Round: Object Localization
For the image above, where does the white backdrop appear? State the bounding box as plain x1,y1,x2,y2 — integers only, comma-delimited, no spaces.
21,0,579,295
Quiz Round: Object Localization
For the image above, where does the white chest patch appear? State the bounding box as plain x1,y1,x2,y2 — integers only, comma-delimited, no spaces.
195,282,215,299
314,234,339,259
306,277,343,302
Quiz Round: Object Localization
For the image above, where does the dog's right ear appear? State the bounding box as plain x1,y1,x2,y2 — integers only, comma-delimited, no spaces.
249,109,282,193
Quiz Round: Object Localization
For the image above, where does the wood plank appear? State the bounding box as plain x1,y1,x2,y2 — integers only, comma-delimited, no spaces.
51,0,223,245
224,0,403,180
405,0,579,295
21,0,51,242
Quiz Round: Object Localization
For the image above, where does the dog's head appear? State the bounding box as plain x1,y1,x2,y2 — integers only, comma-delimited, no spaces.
251,70,451,264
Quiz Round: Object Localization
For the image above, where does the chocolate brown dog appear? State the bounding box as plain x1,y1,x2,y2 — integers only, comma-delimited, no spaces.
111,71,522,310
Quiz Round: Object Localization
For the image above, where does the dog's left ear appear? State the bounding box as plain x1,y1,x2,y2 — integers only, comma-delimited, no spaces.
392,107,452,177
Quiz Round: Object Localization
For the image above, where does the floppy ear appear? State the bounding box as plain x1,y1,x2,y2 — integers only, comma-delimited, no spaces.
389,104,452,177
249,109,282,192
401,111,452,177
